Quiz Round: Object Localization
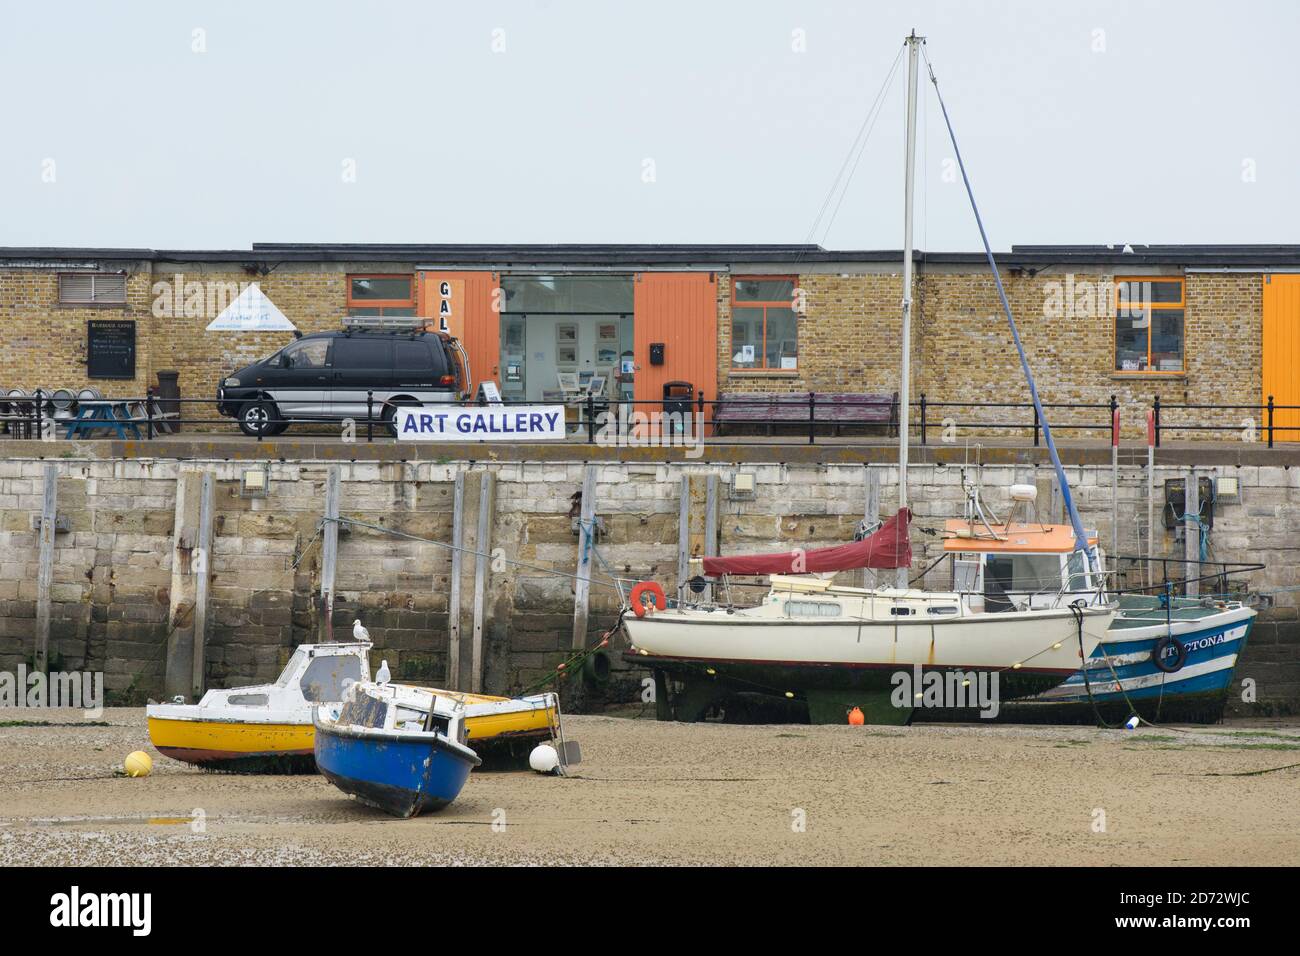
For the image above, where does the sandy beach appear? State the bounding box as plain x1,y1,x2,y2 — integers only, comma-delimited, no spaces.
1,708,1297,867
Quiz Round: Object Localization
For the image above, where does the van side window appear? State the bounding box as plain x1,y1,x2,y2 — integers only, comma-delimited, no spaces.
334,338,393,369
282,339,330,369
396,339,447,376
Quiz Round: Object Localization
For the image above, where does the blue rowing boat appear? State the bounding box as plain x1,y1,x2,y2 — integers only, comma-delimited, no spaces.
313,682,481,818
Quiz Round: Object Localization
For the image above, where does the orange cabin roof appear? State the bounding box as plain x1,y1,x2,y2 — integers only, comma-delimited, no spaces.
941,519,1098,554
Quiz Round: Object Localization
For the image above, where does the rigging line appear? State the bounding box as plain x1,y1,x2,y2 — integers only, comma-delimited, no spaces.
922,46,1095,573
802,41,905,248
818,49,906,247
329,514,626,594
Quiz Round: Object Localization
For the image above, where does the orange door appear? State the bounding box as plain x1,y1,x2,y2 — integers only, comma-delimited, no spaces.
1263,275,1300,441
418,271,499,395
632,272,718,430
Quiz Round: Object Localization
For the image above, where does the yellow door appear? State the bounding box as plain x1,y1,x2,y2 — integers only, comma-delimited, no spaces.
1263,275,1300,441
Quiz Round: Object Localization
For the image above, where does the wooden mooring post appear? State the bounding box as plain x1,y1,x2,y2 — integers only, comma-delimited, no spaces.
33,464,57,675
191,472,215,700
446,471,466,689
470,470,496,693
571,465,598,650
319,465,341,642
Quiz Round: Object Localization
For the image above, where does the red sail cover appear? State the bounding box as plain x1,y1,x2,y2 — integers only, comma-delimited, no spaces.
702,508,912,577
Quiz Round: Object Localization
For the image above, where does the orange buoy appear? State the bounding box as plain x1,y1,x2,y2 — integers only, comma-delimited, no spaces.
630,581,667,617
847,706,865,726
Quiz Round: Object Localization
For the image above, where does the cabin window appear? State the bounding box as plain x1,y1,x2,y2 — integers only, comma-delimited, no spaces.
984,553,1063,608
274,648,309,687
299,655,364,702
1115,277,1184,373
784,600,840,617
1066,552,1091,590
732,277,799,370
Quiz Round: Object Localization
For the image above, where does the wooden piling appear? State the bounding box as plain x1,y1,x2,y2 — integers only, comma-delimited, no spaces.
34,463,57,674
470,470,496,693
571,464,598,650
191,472,215,700
446,471,465,689
319,465,341,641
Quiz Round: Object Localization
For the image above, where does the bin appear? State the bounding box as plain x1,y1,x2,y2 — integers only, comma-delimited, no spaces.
662,381,694,436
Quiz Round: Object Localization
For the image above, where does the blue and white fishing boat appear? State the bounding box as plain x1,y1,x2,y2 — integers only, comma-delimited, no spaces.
941,488,1258,723
313,681,481,818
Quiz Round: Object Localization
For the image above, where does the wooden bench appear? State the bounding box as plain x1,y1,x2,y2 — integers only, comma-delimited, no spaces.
713,391,898,437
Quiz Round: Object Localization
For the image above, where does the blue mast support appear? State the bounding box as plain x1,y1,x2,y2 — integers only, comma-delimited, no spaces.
925,55,1098,570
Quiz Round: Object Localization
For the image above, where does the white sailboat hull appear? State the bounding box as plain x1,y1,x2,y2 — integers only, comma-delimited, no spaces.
625,602,1112,675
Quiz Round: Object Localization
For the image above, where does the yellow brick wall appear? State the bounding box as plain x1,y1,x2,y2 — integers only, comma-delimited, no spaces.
0,262,1267,441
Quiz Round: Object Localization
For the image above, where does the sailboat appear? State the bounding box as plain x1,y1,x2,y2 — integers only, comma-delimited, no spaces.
622,31,1117,725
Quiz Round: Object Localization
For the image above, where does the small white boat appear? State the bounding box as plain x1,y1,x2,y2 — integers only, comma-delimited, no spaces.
147,641,370,772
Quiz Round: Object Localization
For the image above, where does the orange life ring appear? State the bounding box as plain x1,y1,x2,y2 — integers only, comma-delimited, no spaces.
630,581,666,617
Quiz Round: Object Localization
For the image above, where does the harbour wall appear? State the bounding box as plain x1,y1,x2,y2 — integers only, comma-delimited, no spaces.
0,453,1297,714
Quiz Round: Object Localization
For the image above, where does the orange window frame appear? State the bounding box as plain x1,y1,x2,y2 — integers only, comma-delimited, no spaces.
1113,275,1185,374
347,273,416,314
730,275,799,371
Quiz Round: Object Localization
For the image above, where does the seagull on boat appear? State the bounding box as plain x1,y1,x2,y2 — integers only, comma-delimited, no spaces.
353,618,370,641
375,659,391,685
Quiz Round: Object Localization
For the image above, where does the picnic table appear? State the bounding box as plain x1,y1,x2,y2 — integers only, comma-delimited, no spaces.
63,400,142,439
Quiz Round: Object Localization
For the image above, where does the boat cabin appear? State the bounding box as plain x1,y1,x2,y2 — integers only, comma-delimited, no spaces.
942,519,1105,612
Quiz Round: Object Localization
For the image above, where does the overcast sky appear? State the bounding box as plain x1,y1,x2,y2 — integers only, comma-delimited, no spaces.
2,0,1296,252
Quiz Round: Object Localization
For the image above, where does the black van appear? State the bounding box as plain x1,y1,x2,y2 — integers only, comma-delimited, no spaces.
217,328,469,436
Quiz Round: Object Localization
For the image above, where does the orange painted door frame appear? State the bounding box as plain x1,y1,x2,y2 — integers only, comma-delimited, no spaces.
418,271,500,395
633,272,718,434
1263,274,1300,441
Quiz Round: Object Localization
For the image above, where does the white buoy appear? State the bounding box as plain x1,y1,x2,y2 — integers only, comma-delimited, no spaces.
353,618,370,641
1125,715,1141,730
528,743,560,774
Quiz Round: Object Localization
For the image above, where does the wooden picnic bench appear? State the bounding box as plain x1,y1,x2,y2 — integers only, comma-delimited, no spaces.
713,391,898,437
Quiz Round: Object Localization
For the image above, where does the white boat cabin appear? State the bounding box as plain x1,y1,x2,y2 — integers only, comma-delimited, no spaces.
942,519,1106,612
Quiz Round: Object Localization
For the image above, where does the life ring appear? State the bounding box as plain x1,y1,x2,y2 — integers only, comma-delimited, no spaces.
630,581,666,617
1152,634,1188,673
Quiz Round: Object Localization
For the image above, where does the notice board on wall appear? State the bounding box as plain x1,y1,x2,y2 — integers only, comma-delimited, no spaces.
87,320,136,379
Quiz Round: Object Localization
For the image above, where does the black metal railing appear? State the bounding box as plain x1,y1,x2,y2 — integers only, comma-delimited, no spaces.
1151,394,1300,448
2,386,1298,449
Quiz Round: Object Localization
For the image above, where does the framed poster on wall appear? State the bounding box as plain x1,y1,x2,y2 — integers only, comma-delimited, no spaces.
87,320,136,379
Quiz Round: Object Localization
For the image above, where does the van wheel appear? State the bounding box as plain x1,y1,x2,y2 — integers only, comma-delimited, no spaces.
238,400,282,437
384,400,421,438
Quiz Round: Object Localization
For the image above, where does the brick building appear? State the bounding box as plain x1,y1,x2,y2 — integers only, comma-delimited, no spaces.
2,242,1298,440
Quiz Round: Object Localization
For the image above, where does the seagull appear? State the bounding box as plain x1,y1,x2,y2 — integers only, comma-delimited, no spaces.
375,659,391,685
353,618,370,641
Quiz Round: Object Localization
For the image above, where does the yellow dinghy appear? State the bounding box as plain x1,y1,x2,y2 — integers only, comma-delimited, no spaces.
148,641,561,772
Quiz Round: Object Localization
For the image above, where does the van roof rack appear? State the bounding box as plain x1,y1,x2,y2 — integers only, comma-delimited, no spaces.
343,315,428,331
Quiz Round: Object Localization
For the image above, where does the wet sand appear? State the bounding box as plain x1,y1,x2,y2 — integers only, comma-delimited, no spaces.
1,708,1297,866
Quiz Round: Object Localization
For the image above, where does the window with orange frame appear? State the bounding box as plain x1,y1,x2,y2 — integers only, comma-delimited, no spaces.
347,274,416,316
1114,276,1184,373
731,276,799,370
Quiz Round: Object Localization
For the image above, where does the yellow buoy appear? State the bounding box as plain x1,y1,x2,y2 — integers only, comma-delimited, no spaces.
124,751,153,778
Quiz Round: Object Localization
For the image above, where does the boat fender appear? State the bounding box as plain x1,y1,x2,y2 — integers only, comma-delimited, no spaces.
630,581,667,617
1152,634,1188,673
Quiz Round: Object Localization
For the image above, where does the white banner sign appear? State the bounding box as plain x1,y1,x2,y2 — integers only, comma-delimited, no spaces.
395,405,567,441
206,283,296,331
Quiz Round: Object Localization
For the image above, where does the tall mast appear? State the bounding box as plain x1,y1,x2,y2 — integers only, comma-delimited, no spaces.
897,29,922,589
